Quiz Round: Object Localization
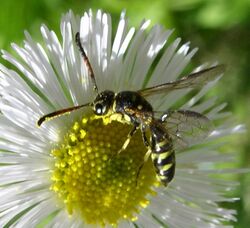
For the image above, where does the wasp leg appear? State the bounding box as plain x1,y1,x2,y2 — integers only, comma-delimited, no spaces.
135,126,152,186
136,149,152,186
109,125,138,162
141,125,151,149
117,125,138,155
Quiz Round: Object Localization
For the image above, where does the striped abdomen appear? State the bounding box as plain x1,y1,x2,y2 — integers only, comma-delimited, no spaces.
150,122,176,186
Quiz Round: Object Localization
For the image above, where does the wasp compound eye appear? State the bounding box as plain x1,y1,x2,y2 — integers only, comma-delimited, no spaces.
94,103,106,115
92,90,115,116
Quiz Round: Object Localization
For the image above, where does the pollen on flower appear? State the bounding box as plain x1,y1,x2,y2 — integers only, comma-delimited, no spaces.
50,115,157,226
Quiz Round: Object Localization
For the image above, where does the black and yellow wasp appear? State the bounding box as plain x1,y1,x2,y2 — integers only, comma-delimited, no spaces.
38,32,224,186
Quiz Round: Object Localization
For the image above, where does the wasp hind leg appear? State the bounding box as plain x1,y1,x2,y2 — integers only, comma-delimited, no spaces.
136,148,152,186
141,126,151,149
136,127,152,186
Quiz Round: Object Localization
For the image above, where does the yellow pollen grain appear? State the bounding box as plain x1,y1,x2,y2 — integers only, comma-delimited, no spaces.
50,115,157,226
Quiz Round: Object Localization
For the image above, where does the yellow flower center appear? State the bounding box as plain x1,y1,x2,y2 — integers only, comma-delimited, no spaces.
51,115,157,226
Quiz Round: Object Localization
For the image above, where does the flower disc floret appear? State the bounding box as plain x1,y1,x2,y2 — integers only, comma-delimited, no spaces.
51,115,157,226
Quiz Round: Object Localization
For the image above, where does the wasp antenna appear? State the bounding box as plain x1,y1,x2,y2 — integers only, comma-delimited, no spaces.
37,103,91,127
75,32,98,94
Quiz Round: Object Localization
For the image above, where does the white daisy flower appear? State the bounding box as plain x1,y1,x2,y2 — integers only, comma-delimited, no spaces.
0,9,244,228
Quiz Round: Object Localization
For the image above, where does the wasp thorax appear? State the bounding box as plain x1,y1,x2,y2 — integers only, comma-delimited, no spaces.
93,90,115,116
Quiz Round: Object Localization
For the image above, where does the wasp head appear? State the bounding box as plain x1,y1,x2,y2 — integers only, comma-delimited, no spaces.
92,90,115,116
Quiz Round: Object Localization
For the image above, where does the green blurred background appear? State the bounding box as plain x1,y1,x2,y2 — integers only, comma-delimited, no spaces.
0,0,249,227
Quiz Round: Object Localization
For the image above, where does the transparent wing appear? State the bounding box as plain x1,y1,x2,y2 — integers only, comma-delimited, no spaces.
138,65,225,97
159,110,213,150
